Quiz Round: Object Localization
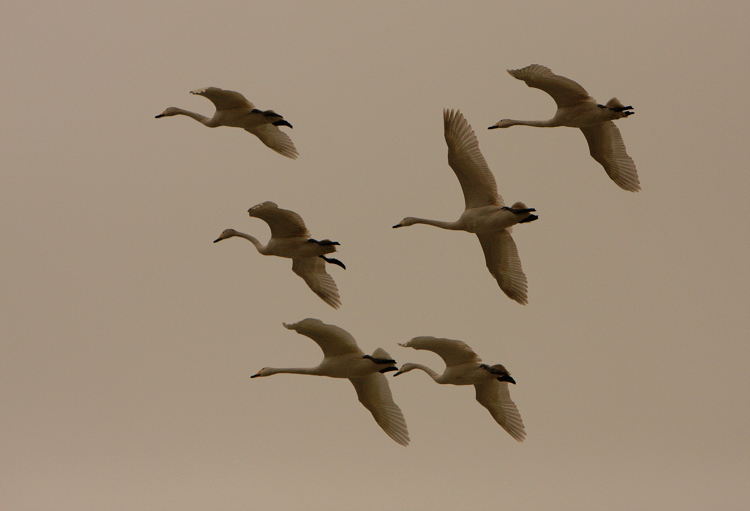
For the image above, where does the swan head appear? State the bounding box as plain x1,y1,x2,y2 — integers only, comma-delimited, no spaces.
393,217,418,228
213,228,240,243
251,367,273,378
488,119,515,129
393,363,419,376
155,107,180,118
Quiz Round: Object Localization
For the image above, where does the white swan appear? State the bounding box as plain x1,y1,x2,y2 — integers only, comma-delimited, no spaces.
489,64,639,192
156,87,298,159
393,109,538,305
394,336,525,442
214,202,344,309
251,319,410,446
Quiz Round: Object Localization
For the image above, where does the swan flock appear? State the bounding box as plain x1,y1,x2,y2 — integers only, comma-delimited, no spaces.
156,65,641,444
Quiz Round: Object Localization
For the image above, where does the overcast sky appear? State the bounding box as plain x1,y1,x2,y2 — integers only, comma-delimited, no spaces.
2,2,748,510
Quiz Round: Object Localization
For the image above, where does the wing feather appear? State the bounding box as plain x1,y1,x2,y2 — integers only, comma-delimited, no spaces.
477,230,528,305
475,381,526,441
291,258,342,310
190,87,254,110
508,64,591,109
248,202,310,238
283,317,356,355
580,122,640,192
444,109,502,209
399,336,482,366
350,374,410,446
246,124,299,160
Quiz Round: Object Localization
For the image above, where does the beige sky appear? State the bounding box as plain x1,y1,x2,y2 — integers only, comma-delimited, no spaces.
2,1,748,510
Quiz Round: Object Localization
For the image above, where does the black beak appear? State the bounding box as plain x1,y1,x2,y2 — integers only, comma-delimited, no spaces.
518,214,539,223
273,119,293,128
497,375,516,384
379,366,398,374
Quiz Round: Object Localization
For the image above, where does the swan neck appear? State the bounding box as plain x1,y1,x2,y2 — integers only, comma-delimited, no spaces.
264,367,320,376
409,364,443,382
506,119,555,127
408,218,461,230
233,231,266,253
173,108,212,126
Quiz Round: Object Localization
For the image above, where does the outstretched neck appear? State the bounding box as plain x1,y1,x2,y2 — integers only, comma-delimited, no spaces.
262,367,321,376
505,119,556,127
232,231,268,254
407,363,445,383
397,217,463,230
171,108,215,126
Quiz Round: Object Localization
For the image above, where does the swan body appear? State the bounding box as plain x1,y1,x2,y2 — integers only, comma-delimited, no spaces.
251,319,410,446
394,336,525,442
489,64,639,192
393,109,537,305
214,202,344,309
156,87,298,159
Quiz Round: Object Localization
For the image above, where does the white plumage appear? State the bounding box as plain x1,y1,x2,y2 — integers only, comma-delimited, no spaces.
214,202,344,309
489,64,639,191
251,319,410,446
394,109,538,305
395,336,525,442
156,86,298,159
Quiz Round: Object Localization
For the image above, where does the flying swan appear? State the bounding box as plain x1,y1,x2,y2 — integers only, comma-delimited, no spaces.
489,64,639,192
156,87,298,159
394,336,525,442
214,202,345,309
251,318,410,446
393,109,538,305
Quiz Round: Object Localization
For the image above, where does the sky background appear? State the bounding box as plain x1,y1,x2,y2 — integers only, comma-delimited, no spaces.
2,1,749,510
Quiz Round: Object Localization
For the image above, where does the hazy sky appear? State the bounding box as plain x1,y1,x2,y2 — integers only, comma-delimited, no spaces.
3,2,748,510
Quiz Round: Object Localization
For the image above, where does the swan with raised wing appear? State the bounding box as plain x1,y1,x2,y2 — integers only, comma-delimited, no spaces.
251,319,410,446
394,336,525,442
214,202,344,308
156,87,298,159
393,109,538,305
489,64,639,191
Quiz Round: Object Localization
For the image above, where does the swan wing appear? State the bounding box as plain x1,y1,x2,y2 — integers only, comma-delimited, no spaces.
399,336,482,366
283,318,358,357
350,374,410,446
444,109,502,209
477,230,528,305
248,202,310,238
580,122,640,192
291,258,342,310
190,87,254,111
508,64,592,109
246,124,299,160
475,381,526,441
